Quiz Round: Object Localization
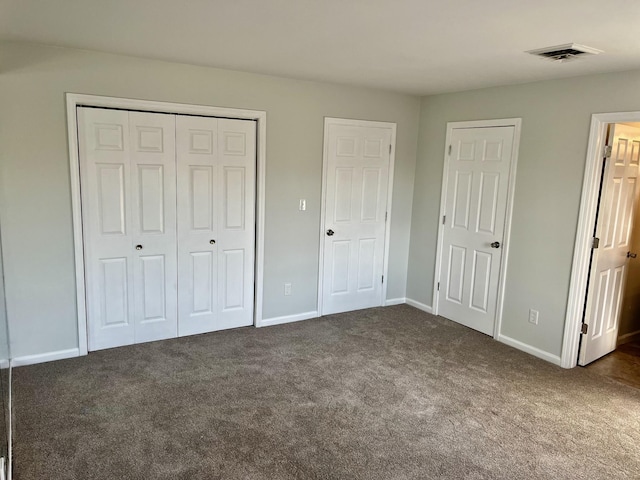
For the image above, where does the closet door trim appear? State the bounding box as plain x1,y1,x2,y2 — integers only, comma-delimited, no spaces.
66,93,267,357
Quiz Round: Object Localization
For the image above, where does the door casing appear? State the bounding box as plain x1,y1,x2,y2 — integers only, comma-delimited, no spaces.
433,118,522,340
317,117,397,316
562,111,640,368
66,93,267,357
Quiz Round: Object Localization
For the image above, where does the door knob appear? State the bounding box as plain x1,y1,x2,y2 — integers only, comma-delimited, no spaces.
326,229,335,236
135,245,143,250
627,251,637,258
210,239,216,244
490,241,500,249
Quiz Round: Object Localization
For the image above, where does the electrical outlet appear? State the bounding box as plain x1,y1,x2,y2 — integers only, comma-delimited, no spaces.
284,283,292,296
528,309,539,325
299,199,306,211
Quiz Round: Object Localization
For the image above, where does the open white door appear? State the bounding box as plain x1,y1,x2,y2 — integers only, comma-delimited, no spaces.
437,125,516,336
579,124,640,365
320,119,394,316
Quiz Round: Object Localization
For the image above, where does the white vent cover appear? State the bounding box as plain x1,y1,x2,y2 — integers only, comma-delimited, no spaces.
527,43,603,63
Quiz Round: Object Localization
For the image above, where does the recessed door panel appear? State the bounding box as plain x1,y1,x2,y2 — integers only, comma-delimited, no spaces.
476,172,500,235
452,172,472,230
482,140,502,162
469,251,492,312
608,266,625,332
331,241,350,294
97,164,126,236
361,169,381,222
223,249,244,310
224,167,245,230
191,252,214,315
357,238,376,291
190,166,215,232
446,245,466,304
100,258,129,327
334,168,354,223
138,165,165,234
140,255,166,322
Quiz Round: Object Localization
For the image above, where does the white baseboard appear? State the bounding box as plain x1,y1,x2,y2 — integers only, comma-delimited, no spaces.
617,329,640,345
259,311,318,328
10,348,80,367
405,298,433,314
497,334,562,366
384,297,406,306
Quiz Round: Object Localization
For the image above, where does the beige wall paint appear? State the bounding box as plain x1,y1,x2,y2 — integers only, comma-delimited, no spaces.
408,69,640,358
0,42,420,358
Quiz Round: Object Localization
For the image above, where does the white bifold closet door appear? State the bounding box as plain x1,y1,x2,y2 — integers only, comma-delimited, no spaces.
79,107,256,351
176,116,256,336
79,108,178,351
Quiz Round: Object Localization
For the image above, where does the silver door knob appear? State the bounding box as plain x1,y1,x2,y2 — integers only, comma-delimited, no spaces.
326,229,335,236
628,251,637,258
135,245,143,250
490,241,500,249
210,239,216,244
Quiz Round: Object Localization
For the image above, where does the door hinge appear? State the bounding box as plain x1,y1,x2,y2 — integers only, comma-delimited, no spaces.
389,144,392,154
604,145,612,158
381,275,384,283
448,145,452,156
442,215,446,225
592,237,600,249
385,211,388,222
437,282,440,291
581,323,588,335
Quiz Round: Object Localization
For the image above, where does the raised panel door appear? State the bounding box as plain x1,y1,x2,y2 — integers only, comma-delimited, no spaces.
322,123,391,315
438,126,515,335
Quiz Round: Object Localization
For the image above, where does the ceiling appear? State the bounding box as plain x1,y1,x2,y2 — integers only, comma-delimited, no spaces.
1,0,639,95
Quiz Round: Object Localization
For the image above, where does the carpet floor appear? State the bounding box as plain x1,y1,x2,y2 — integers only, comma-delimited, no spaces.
12,305,640,479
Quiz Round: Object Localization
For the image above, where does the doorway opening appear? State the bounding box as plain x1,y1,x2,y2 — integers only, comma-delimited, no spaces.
563,112,640,373
579,122,640,385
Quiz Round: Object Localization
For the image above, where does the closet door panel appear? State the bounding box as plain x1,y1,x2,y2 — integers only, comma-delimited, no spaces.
216,119,256,329
177,116,256,335
79,107,136,351
177,116,220,336
129,112,178,343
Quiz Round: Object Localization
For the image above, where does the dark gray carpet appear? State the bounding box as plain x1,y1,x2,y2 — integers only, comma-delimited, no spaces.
12,305,640,479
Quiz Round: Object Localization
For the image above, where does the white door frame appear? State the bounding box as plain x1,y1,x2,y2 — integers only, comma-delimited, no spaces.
561,111,640,368
317,117,397,316
66,93,267,356
432,118,522,339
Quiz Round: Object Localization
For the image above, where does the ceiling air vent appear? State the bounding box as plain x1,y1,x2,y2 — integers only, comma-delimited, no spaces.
527,43,602,63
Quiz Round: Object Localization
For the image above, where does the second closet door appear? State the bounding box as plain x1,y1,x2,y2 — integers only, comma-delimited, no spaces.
176,116,256,336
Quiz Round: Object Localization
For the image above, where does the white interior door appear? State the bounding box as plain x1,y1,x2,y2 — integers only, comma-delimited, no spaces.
176,116,256,335
579,124,640,365
79,107,177,350
129,112,178,343
438,126,515,335
321,121,392,315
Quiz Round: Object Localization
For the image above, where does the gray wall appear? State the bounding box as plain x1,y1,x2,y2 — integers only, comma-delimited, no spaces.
0,224,8,364
0,42,420,358
407,69,640,358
